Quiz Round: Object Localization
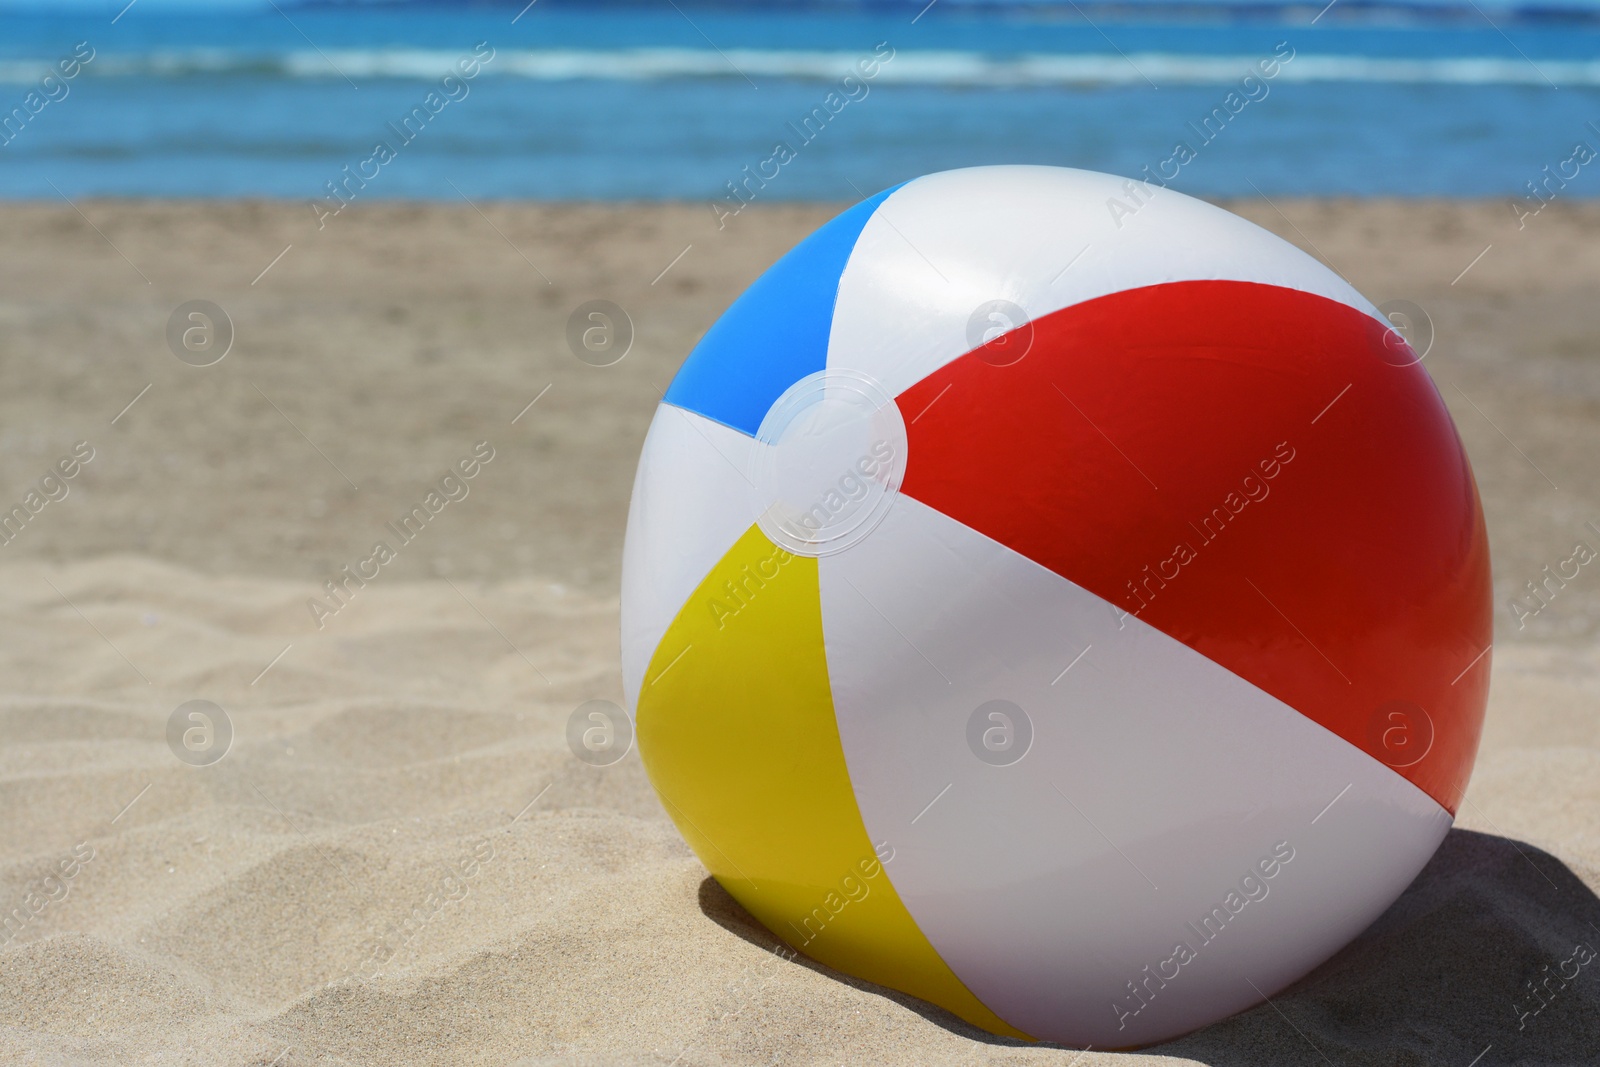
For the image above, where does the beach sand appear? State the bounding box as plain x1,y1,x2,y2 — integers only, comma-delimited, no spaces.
1,198,1598,1065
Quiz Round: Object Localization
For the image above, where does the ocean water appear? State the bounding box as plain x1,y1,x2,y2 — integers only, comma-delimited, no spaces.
1,4,1598,201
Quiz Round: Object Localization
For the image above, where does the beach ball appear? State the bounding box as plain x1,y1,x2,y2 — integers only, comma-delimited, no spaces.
620,165,1491,1047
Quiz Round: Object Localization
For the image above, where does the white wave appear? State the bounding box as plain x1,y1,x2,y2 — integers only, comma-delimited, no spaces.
0,48,1595,87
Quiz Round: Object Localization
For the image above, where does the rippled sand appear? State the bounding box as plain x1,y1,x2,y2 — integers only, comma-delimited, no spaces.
1,199,1598,1065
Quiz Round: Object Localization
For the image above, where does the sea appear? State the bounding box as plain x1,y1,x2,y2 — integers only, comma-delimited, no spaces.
2,1,1600,201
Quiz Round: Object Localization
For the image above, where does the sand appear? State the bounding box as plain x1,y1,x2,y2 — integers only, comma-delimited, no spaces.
0,197,1598,1065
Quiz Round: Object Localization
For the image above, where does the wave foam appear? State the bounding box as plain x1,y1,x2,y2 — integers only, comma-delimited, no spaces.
0,48,1591,87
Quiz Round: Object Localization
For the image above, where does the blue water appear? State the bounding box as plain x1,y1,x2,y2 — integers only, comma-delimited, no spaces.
1,3,1598,200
